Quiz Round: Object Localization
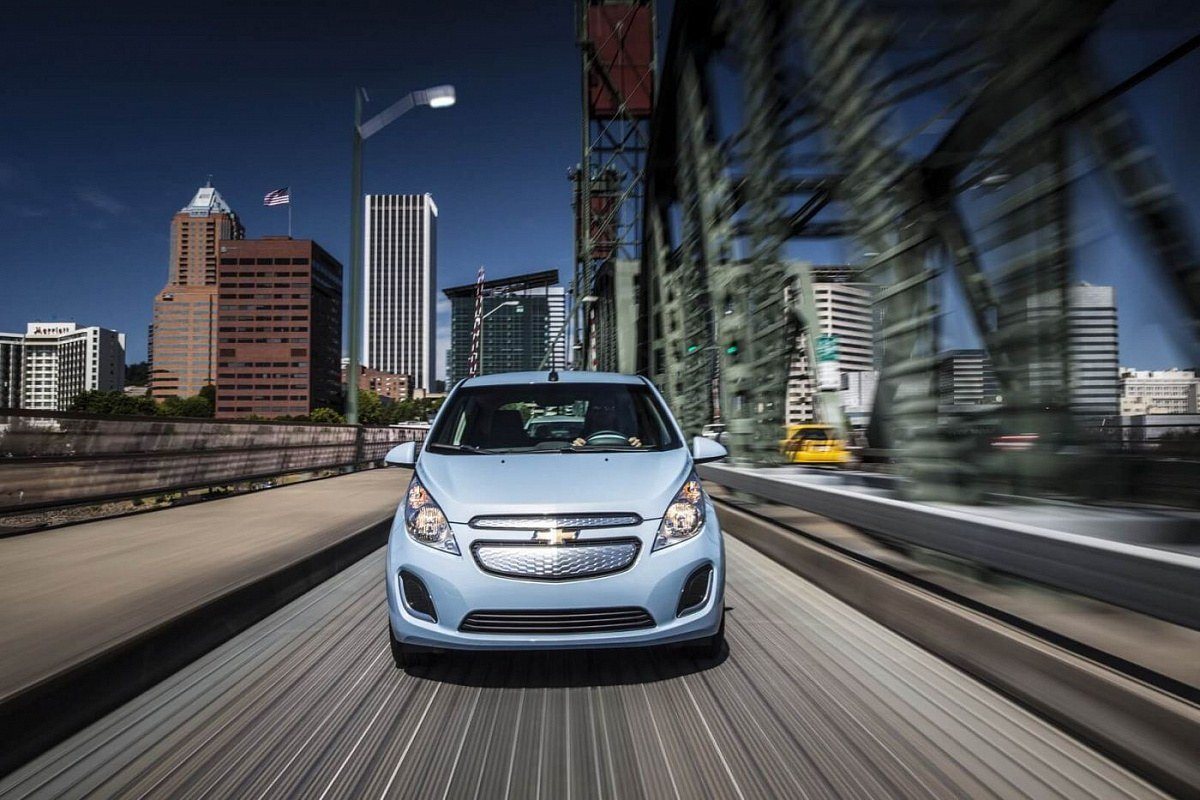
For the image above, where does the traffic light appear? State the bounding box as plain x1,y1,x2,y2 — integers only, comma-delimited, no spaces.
725,342,739,356
686,344,700,355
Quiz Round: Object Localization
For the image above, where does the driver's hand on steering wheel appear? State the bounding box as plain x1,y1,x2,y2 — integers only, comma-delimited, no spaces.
571,436,643,447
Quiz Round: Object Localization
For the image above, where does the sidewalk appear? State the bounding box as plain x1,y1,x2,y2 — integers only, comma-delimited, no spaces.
0,468,406,702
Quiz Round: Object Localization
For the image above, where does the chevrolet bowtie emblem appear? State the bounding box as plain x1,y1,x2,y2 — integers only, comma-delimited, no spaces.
534,527,577,545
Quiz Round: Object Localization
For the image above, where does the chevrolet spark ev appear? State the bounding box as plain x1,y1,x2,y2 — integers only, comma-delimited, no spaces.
383,371,728,666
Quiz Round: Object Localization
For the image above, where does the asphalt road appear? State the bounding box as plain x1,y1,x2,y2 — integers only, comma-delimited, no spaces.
0,537,1167,799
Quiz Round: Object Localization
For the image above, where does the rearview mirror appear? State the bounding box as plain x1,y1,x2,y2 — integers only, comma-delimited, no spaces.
692,435,727,464
384,441,418,467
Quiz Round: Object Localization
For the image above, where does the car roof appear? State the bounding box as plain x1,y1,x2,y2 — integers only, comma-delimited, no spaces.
458,371,646,388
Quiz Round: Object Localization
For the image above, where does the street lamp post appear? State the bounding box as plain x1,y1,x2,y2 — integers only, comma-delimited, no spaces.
346,83,455,424
478,300,521,377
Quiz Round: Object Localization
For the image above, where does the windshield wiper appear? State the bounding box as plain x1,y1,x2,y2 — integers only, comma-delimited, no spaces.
549,445,646,454
425,443,497,455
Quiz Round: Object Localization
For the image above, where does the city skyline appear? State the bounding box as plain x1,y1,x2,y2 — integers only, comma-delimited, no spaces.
2,4,1197,378
0,1,582,381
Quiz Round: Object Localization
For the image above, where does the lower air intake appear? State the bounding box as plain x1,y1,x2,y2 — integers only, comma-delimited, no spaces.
459,607,654,634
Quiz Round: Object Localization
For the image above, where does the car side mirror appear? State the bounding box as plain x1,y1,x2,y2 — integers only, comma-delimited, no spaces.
384,441,418,467
692,435,727,464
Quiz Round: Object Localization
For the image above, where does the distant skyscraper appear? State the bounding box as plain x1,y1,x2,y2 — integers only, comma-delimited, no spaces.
151,184,244,398
938,349,1001,406
0,322,125,410
214,238,343,418
363,194,437,392
1068,283,1119,417
444,270,564,387
786,266,876,424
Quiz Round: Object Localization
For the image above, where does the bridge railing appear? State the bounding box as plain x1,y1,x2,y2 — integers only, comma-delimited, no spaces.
698,463,1200,630
0,410,425,514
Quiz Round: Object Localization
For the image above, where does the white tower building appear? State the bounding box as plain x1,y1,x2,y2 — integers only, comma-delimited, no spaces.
363,194,438,392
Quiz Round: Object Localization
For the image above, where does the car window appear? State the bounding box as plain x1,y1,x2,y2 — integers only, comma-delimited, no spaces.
429,383,681,453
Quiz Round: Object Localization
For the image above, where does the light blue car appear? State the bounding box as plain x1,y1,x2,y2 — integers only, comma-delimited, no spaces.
383,371,728,666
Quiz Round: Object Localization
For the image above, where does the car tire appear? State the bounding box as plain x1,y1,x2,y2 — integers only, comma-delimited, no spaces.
685,610,726,659
388,623,428,669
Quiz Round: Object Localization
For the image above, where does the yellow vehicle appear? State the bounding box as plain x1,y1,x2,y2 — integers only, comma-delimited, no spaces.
780,424,851,466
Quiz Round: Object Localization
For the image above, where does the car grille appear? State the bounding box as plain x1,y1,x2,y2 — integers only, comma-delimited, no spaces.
459,607,655,634
468,513,641,530
472,539,640,580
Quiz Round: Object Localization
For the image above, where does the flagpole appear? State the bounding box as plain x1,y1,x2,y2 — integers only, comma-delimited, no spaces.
288,194,292,238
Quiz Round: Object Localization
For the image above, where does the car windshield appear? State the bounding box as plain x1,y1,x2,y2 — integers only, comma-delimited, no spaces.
428,382,682,453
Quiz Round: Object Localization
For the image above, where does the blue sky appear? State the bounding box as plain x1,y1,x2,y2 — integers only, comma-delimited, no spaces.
0,0,581,377
0,1,1196,376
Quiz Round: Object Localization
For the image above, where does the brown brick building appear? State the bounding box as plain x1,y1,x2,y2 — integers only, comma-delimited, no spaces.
214,238,343,418
151,185,244,399
341,363,413,402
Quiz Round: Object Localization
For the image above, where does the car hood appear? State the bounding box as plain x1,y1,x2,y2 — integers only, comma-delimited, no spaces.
416,448,693,522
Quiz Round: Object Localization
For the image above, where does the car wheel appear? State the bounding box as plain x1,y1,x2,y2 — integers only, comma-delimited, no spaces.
388,623,428,669
685,610,726,659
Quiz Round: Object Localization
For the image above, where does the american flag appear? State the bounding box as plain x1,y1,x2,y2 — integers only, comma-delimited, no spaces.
263,187,290,206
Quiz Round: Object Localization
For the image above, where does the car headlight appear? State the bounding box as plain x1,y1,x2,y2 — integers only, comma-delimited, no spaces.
653,471,706,551
404,474,459,555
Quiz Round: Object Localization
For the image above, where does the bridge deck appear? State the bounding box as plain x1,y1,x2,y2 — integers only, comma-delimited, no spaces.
0,537,1164,799
0,469,405,703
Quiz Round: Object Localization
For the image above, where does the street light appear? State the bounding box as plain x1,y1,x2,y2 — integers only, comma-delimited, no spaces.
479,300,522,376
346,83,456,424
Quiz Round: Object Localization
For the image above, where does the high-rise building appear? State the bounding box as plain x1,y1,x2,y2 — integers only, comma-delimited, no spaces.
1067,283,1119,417
938,349,1001,407
214,238,343,419
786,266,876,424
151,184,245,399
444,270,565,387
0,322,125,410
840,371,878,428
363,194,437,392
1119,368,1198,415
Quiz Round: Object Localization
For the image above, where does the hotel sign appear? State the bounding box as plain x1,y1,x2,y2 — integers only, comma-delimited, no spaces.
26,323,77,336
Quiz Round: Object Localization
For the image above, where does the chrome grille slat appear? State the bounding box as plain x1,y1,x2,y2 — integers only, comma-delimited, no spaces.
459,607,655,634
469,513,642,530
472,539,640,580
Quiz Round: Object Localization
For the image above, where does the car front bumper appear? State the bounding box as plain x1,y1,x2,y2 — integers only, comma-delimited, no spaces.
386,511,725,650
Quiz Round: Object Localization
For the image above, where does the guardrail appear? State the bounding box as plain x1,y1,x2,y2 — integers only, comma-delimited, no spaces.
0,410,424,514
697,463,1200,630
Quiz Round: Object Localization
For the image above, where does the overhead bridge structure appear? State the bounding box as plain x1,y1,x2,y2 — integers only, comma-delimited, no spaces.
575,0,1200,501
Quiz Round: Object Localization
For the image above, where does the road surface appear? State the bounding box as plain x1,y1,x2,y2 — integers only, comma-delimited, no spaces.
0,536,1165,799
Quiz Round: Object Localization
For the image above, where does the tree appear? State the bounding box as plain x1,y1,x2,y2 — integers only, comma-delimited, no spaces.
158,394,213,418
357,390,387,424
69,390,157,416
124,361,149,386
308,407,346,424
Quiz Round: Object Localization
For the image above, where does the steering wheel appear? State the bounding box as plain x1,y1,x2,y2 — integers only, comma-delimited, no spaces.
585,430,629,446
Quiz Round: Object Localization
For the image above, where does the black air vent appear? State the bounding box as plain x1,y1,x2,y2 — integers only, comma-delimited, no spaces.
459,607,654,634
677,565,712,617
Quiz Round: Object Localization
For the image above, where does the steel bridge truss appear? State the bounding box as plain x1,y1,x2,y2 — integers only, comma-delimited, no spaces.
639,0,1200,496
